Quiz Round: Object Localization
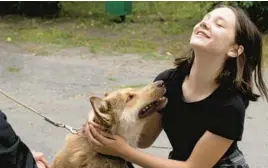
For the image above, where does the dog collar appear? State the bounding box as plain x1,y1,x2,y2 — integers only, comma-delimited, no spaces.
97,153,126,163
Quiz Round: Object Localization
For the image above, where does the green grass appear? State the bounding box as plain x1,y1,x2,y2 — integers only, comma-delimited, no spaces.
0,1,267,61
7,67,20,73
107,76,117,81
263,35,268,67
0,2,213,58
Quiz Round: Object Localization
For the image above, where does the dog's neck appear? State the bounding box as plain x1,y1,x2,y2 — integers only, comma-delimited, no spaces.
77,125,127,163
117,120,145,148
88,112,145,147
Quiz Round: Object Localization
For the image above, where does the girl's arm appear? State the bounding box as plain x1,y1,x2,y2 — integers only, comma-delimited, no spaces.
88,124,233,168
124,131,233,168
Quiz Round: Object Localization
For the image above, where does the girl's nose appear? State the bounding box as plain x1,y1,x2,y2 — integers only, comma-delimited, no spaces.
200,19,210,30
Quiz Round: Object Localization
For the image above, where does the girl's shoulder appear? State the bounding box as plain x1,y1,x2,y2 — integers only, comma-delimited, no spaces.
154,60,189,84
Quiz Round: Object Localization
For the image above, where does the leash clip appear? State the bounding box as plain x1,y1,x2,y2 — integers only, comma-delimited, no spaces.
62,124,79,134
44,118,78,134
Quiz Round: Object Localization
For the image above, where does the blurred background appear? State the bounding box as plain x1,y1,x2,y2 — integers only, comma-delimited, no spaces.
1,2,268,167
0,1,267,61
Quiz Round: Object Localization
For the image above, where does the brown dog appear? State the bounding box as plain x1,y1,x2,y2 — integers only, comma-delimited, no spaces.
50,80,167,168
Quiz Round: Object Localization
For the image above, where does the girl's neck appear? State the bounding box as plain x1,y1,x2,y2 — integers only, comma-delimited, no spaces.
186,50,225,93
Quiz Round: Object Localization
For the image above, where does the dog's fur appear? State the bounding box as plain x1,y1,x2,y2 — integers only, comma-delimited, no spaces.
50,81,167,168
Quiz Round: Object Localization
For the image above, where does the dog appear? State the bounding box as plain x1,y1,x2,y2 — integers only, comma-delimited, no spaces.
50,80,167,168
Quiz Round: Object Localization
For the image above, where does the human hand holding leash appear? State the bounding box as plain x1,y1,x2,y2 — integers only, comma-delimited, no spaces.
32,151,50,168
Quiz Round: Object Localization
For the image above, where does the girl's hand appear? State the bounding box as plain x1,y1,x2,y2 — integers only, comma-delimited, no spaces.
85,122,130,159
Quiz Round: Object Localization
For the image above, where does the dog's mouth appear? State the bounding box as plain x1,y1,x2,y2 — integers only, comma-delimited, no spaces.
138,96,167,118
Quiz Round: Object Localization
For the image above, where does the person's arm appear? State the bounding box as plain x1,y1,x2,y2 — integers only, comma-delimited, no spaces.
87,97,245,168
89,125,233,168
123,131,232,168
0,110,49,168
137,112,163,149
122,99,245,168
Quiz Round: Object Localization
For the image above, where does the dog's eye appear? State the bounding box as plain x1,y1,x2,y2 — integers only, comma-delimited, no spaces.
126,94,134,102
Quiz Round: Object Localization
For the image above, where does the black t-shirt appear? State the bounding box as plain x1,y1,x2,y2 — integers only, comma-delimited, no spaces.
0,110,37,168
154,62,248,162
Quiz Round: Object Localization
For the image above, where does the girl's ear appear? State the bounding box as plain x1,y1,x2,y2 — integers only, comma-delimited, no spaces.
227,45,244,58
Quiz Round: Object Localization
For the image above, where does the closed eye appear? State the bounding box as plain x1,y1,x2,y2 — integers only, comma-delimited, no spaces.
215,17,226,28
216,23,224,28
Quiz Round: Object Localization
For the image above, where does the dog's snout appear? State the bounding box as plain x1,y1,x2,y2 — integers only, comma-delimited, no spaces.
154,80,165,88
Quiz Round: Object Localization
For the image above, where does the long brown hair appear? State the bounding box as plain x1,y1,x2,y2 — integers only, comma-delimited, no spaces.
174,5,268,102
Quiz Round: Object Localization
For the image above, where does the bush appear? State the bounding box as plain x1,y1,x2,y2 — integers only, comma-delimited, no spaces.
0,2,19,15
0,2,61,18
209,2,268,33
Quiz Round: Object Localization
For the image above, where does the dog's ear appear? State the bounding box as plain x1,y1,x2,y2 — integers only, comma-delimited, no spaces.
104,92,109,97
89,96,112,127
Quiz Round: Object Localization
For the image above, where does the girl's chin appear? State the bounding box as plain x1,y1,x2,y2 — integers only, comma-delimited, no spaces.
190,37,210,46
189,42,209,51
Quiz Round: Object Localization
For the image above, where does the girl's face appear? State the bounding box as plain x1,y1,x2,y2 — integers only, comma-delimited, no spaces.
190,7,238,57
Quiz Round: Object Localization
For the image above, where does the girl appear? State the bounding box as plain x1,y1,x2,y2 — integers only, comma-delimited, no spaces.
87,5,268,168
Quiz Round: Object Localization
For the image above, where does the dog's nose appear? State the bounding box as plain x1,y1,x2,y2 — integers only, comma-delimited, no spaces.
154,80,165,88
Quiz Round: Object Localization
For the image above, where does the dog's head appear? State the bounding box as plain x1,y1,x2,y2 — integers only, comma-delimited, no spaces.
88,80,167,144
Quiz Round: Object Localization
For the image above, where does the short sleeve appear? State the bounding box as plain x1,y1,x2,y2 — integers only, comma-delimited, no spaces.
207,96,246,141
153,69,174,83
153,69,177,114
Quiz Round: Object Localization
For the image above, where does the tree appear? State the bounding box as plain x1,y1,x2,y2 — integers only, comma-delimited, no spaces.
209,2,268,33
0,2,61,18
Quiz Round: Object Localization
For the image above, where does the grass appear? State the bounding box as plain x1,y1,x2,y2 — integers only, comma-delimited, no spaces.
0,2,267,61
107,76,117,81
0,2,213,58
7,67,20,73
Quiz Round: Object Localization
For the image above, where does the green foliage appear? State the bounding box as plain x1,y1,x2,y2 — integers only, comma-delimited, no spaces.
209,2,268,33
0,2,267,61
237,2,268,33
0,2,61,17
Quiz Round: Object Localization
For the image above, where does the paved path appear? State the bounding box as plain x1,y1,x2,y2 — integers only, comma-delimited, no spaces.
0,43,267,168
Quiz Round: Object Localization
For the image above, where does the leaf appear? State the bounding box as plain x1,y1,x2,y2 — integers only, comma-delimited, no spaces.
6,37,12,42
